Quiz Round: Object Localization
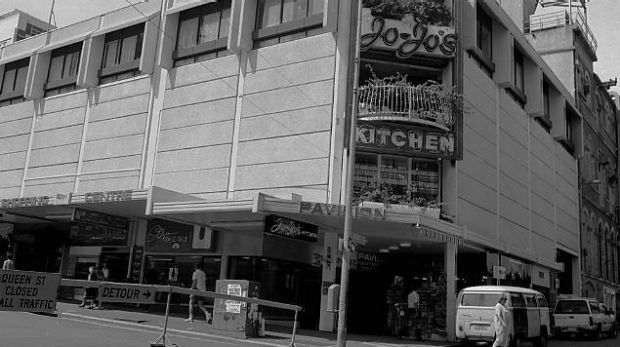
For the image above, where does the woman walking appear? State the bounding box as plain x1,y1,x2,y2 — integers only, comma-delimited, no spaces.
493,294,509,347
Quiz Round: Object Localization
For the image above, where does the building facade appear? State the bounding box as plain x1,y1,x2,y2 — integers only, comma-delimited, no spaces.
525,1,620,313
0,0,583,341
0,9,51,49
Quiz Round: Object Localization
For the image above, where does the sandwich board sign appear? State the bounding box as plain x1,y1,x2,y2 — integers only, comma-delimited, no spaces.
98,283,156,304
0,270,61,313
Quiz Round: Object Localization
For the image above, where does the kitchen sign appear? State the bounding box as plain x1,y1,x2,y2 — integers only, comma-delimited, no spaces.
264,215,318,242
360,9,457,59
357,123,457,159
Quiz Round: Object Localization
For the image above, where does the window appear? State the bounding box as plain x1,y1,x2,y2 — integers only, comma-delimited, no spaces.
509,293,525,308
254,0,324,49
523,294,537,307
354,152,440,204
514,49,524,92
461,293,501,307
99,24,144,84
473,5,494,76
555,300,589,314
174,1,232,67
45,42,82,96
589,301,600,313
536,294,548,308
0,58,29,106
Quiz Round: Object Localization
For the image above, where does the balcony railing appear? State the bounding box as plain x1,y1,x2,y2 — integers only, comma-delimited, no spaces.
525,10,597,54
357,82,456,130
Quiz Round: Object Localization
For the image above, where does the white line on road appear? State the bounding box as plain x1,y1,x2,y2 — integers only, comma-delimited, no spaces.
60,312,305,347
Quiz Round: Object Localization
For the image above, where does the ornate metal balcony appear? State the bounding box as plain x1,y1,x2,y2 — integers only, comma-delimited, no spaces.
357,81,457,131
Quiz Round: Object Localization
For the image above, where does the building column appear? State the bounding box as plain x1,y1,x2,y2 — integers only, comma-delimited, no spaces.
319,231,339,332
444,241,457,340
219,254,229,279
572,256,581,296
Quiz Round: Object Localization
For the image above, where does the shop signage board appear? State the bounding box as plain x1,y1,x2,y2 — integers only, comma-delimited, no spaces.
357,123,457,159
73,208,129,230
264,215,318,242
84,190,133,203
145,219,193,252
70,223,128,246
360,10,457,59
98,283,156,304
0,270,61,313
493,266,507,280
352,251,383,272
1,196,50,209
299,201,385,220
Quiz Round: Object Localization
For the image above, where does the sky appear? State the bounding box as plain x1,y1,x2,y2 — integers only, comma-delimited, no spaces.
0,0,131,27
586,0,620,96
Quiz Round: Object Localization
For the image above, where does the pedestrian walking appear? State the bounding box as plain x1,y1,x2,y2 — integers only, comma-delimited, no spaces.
79,266,100,309
2,253,14,270
492,294,509,347
185,262,212,323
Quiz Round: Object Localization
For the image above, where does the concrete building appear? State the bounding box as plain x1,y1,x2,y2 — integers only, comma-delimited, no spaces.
0,0,583,341
0,9,51,48
523,1,620,313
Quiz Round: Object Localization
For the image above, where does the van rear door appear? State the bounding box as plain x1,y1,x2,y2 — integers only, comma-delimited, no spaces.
458,292,499,339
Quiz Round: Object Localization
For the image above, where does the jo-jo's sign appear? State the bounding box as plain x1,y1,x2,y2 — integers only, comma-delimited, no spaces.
357,123,458,159
360,9,457,59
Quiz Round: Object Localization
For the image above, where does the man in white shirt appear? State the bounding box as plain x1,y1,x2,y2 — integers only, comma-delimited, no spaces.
186,262,211,323
2,253,14,270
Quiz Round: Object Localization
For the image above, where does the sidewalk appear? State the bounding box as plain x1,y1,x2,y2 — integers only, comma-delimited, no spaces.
53,301,460,347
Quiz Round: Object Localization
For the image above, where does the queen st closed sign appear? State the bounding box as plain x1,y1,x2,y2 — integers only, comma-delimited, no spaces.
0,270,61,313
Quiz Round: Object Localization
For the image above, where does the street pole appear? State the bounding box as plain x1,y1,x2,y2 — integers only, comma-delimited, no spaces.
336,1,362,346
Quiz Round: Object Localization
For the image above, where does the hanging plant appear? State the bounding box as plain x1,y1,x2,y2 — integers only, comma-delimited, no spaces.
363,0,453,26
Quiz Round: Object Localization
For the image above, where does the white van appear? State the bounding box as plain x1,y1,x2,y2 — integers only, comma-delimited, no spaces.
455,285,551,347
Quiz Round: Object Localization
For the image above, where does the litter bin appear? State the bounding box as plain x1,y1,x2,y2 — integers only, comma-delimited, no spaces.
212,279,261,338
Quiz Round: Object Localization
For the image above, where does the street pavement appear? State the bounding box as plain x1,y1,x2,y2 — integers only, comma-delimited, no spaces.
0,301,460,347
2,302,616,346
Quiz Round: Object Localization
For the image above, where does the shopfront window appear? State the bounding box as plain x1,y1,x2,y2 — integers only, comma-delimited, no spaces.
174,0,231,67
354,152,440,205
254,0,324,48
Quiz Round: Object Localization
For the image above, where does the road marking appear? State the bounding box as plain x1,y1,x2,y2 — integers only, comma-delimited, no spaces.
60,312,308,347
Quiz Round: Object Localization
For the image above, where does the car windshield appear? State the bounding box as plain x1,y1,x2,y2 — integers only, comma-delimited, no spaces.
555,300,589,314
461,293,501,307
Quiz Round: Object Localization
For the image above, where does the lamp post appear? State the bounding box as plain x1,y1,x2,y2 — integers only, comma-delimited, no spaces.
336,1,363,346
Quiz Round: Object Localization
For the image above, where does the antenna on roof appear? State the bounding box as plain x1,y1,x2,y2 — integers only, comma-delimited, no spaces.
45,0,56,44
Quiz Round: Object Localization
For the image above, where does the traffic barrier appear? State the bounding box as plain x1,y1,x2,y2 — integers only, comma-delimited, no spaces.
59,278,302,347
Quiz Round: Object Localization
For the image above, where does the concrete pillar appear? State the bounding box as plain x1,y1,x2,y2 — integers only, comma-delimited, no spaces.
572,256,581,296
219,254,229,279
444,241,457,340
319,231,339,332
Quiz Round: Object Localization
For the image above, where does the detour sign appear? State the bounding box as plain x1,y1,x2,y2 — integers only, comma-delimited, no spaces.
0,270,61,313
98,283,156,304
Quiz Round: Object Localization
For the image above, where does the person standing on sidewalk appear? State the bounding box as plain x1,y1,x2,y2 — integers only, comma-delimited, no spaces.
2,253,14,270
185,262,212,323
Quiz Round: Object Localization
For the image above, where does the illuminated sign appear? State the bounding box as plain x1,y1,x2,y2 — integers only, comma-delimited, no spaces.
264,215,318,242
361,11,457,59
357,123,456,159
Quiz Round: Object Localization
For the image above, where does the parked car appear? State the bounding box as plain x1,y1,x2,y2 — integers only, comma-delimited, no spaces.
552,297,617,339
455,285,550,347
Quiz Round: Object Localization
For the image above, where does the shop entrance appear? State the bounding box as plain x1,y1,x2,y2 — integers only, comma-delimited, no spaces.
346,244,447,339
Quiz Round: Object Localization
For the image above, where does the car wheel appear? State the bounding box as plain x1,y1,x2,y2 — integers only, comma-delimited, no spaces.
553,328,563,339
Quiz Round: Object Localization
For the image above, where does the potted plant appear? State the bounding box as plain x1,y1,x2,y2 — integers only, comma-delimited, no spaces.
363,0,453,26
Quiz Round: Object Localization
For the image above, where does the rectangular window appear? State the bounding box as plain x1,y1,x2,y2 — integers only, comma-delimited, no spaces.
174,1,231,67
543,81,550,118
477,6,492,58
0,58,29,106
45,42,82,96
254,0,324,49
353,152,440,206
514,49,524,93
99,24,144,84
